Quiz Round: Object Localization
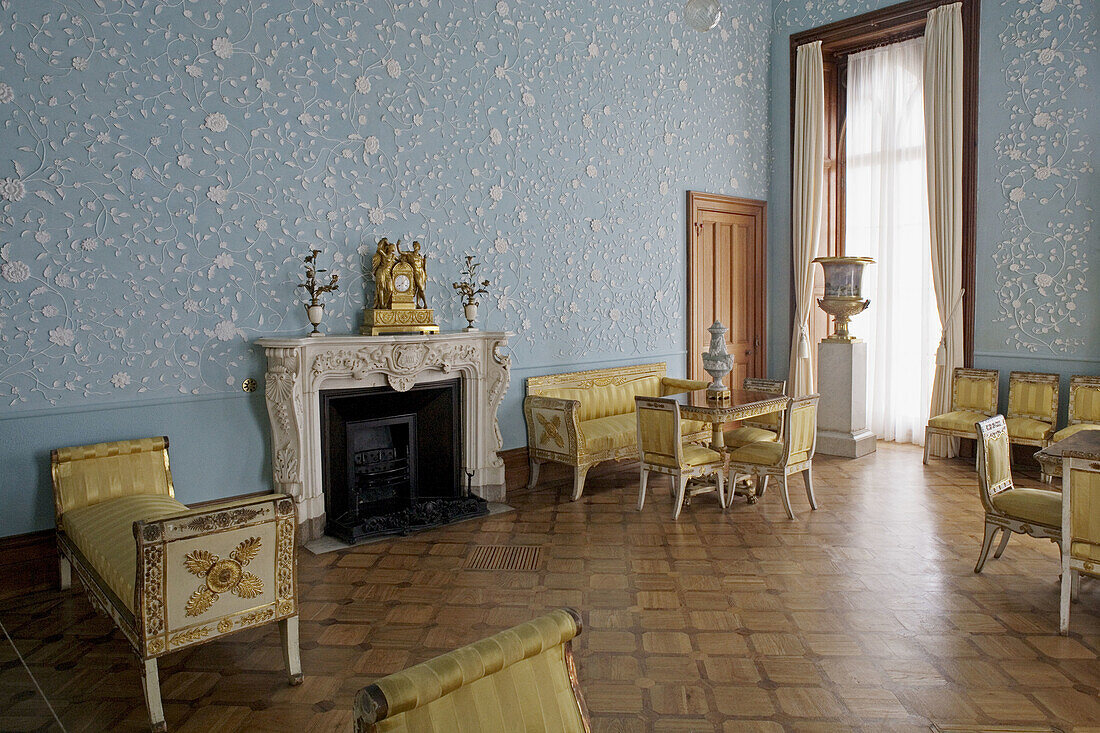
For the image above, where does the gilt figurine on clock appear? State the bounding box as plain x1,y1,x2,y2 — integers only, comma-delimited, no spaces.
361,237,440,335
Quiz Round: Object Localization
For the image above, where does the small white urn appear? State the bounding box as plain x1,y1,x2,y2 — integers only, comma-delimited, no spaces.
306,303,325,337
463,302,479,331
701,320,734,393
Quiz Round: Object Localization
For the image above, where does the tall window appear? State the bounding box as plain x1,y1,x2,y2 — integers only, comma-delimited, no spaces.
845,38,939,444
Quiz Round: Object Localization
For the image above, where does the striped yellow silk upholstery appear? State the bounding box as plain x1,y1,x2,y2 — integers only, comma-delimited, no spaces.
1067,375,1100,429
52,436,174,519
543,376,662,422
577,414,636,453
637,401,681,470
358,609,586,733
983,430,1012,496
1053,423,1100,442
955,372,997,414
723,426,778,450
726,440,784,467
928,410,989,432
681,444,723,467
991,488,1062,529
61,494,188,610
1005,417,1053,442
1007,373,1057,422
660,378,709,395
787,401,817,466
1068,466,1100,565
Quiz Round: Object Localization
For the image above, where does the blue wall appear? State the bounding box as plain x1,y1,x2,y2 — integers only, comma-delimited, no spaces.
766,0,1099,421
0,0,770,537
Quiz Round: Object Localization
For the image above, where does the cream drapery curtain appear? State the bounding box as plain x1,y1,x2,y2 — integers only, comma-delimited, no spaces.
924,2,964,457
790,41,826,397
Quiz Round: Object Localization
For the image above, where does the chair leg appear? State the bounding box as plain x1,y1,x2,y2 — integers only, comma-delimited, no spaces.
672,474,689,520
974,521,999,573
715,469,726,509
637,468,650,511
526,457,541,490
59,555,71,590
778,476,795,520
1060,565,1073,636
1071,568,1080,601
571,464,591,501
992,528,1011,559
802,467,817,510
755,474,769,501
923,436,932,465
280,616,304,685
141,657,166,733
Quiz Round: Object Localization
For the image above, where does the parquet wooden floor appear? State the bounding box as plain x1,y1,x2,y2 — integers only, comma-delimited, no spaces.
2,443,1098,732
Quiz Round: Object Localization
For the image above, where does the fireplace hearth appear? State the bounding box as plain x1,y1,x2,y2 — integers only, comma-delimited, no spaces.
320,379,487,543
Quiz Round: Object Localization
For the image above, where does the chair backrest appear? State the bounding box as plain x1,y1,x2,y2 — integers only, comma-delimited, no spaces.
1063,451,1100,569
527,363,666,422
781,394,818,466
975,415,1013,514
742,377,787,432
51,436,174,523
354,608,589,733
635,396,683,470
1068,375,1100,426
1007,371,1059,423
951,368,999,415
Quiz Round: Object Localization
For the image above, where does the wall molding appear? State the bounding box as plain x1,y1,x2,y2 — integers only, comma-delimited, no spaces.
0,389,256,422
973,351,1100,366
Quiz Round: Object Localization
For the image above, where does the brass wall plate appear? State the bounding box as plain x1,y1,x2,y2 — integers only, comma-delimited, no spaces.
242,378,258,393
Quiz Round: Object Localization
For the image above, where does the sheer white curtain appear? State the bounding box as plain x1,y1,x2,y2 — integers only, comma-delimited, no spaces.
846,38,939,444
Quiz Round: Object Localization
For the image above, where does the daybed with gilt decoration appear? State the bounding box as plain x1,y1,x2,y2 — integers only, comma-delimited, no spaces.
523,362,709,501
354,607,591,732
51,436,301,732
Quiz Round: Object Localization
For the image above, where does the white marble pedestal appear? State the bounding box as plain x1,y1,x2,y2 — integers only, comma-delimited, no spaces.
815,340,876,458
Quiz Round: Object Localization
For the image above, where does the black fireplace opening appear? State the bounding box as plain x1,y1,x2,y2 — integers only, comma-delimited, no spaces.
320,379,487,543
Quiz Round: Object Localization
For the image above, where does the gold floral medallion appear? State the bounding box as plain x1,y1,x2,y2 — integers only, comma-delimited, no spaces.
183,537,264,616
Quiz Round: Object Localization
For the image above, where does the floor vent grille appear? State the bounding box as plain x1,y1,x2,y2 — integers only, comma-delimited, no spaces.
465,545,542,571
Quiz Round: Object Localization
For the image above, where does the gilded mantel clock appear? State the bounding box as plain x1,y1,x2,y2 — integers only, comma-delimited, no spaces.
361,238,439,335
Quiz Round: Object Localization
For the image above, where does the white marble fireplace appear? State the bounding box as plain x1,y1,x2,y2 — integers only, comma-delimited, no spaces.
256,332,511,541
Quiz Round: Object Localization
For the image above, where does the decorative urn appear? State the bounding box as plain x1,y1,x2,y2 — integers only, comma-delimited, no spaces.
813,257,875,342
701,321,734,396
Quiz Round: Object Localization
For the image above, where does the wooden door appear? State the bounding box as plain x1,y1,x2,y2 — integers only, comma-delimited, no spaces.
687,192,767,387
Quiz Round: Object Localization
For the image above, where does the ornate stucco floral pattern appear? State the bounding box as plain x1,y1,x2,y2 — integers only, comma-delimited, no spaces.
0,1,768,414
991,0,1095,353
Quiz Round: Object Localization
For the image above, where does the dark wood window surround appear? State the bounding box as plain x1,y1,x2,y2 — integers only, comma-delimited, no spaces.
789,0,979,365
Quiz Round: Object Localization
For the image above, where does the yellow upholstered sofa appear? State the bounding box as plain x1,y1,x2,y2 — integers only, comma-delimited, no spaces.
524,362,708,500
52,436,302,732
354,608,590,732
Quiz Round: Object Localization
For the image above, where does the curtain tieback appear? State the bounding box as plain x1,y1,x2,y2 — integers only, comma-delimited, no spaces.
797,323,811,359
936,289,965,365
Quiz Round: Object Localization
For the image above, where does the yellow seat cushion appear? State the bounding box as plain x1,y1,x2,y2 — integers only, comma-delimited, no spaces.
579,414,637,454
927,410,988,433
990,487,1061,529
723,426,778,449
681,444,722,468
1053,423,1100,442
1005,416,1054,442
681,419,708,437
727,441,785,467
61,494,189,610
1071,541,1100,565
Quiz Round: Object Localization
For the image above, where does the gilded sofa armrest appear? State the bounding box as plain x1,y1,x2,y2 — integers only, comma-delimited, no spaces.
524,395,583,460
133,494,298,658
661,377,709,395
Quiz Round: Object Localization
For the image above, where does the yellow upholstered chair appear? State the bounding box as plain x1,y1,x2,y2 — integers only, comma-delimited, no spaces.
635,396,725,520
722,377,787,449
973,415,1061,573
1005,371,1059,451
353,608,591,733
1060,451,1100,635
52,437,301,732
1053,375,1100,442
924,367,999,465
725,394,818,520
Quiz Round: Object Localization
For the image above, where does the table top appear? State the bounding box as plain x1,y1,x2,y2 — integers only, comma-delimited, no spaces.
666,388,789,422
1036,429,1100,460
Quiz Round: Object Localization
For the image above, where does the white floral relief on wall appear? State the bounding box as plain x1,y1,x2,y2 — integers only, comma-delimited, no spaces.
991,0,1094,354
0,0,771,410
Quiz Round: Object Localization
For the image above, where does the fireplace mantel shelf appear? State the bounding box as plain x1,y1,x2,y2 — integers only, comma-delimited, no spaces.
256,330,512,541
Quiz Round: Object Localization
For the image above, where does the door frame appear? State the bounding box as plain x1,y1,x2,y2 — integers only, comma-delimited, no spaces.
686,191,768,383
